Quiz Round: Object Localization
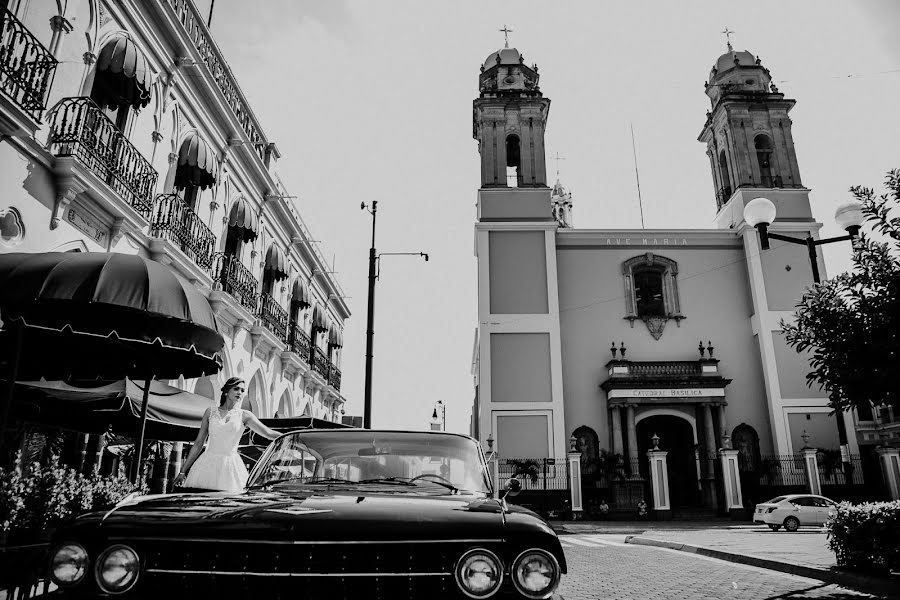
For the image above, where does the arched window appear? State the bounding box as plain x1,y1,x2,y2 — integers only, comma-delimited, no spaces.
623,253,683,339
717,149,731,207
754,135,775,187
506,134,521,188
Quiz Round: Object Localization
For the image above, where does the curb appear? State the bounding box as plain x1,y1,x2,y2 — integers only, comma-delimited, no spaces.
624,536,900,598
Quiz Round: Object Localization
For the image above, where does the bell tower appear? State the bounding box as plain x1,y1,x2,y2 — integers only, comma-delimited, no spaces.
473,44,550,188
698,41,809,222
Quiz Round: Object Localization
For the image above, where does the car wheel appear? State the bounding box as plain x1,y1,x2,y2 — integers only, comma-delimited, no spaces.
783,516,800,532
768,525,780,531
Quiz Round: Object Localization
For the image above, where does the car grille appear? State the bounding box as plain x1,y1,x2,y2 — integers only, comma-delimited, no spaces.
125,539,523,600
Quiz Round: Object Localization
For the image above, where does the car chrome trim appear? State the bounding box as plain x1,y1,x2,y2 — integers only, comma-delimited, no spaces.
511,548,561,599
94,544,140,595
145,569,451,577
454,547,504,599
110,537,503,545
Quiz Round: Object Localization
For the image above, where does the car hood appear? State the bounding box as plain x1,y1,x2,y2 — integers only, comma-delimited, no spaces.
96,488,513,541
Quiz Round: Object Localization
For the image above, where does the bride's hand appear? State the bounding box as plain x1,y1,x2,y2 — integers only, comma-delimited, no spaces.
173,473,187,487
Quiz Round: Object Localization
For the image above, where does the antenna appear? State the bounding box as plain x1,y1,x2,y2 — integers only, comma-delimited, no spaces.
630,122,646,229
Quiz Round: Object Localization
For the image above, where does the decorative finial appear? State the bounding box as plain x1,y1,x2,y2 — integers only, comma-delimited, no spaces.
801,430,811,448
610,342,618,358
707,341,715,358
499,24,513,49
721,26,734,52
651,433,660,451
721,430,732,450
619,342,627,359
699,341,706,358
552,152,566,180
487,433,494,451
569,436,577,453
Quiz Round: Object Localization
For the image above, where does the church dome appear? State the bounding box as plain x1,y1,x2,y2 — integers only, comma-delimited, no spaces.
484,47,523,69
710,48,759,79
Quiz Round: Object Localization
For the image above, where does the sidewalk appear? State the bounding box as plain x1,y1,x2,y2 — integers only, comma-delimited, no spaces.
550,521,899,598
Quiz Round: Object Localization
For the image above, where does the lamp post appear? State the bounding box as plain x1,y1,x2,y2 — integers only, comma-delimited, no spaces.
431,400,446,431
361,201,428,429
743,196,865,464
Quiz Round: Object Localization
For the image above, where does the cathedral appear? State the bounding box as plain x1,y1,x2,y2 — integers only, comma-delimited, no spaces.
469,40,862,511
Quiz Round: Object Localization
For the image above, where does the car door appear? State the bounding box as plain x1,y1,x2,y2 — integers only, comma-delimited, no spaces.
790,496,817,524
813,497,836,524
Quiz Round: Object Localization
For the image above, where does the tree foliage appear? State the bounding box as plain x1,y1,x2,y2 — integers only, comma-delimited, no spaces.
782,169,900,414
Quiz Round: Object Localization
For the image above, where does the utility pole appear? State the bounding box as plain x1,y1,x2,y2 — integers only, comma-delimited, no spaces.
363,201,377,429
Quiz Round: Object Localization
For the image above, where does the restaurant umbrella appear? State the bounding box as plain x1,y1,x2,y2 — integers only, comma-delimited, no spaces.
0,252,224,480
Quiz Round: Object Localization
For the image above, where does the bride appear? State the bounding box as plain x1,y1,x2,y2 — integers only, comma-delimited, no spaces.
173,377,280,492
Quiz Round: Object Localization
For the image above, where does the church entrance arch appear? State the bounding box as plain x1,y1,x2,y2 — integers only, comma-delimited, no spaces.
636,414,699,508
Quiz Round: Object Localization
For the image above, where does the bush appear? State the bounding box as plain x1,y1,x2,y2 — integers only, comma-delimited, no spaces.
826,500,900,574
0,455,142,540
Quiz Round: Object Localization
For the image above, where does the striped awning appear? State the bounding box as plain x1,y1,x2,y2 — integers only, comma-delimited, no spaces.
264,244,288,281
227,196,258,243
290,278,310,309
328,326,344,349
93,34,151,110
175,131,217,190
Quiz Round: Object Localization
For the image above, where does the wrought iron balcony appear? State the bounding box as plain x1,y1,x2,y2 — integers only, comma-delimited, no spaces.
210,252,258,313
0,8,57,121
258,293,288,340
626,361,702,378
328,364,342,392
163,0,265,161
286,323,311,364
47,97,158,217
149,193,216,269
312,347,330,380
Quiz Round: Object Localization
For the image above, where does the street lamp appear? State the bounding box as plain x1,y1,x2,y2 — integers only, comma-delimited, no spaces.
743,196,865,463
431,400,446,431
361,201,428,429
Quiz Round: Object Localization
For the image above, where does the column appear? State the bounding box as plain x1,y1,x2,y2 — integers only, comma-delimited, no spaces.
876,447,900,501
802,447,822,496
702,404,718,506
625,405,638,478
610,406,624,457
716,404,728,449
646,448,671,519
719,449,745,519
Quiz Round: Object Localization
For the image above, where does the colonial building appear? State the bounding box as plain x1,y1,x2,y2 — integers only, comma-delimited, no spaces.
470,41,872,510
0,0,348,423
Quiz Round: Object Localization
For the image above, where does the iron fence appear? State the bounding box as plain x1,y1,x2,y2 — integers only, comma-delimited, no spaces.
47,97,158,217
149,193,216,269
495,457,571,518
0,8,57,121
210,252,258,312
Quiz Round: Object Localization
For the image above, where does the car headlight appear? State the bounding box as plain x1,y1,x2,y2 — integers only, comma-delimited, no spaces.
455,548,503,598
512,549,561,599
49,543,89,586
95,544,140,594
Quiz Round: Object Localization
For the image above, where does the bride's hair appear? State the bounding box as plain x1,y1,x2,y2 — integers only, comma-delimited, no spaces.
219,377,245,406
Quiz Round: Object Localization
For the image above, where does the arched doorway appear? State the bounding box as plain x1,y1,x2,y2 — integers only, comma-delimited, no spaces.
636,414,699,508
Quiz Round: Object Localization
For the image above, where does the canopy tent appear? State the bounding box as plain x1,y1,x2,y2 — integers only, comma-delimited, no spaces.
10,379,214,442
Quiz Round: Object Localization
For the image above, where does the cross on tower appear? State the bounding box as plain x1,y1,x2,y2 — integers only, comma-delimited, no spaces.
499,25,513,49
721,26,734,52
552,152,566,179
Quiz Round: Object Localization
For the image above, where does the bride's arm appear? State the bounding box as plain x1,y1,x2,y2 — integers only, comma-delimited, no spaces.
243,411,281,441
173,408,211,486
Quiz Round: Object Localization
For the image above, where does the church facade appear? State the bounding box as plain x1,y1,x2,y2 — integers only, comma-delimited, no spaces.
469,43,860,509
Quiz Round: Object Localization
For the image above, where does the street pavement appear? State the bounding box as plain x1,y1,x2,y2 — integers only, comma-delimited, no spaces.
556,532,891,600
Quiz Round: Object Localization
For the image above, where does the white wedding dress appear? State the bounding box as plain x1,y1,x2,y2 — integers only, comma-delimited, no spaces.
183,406,248,492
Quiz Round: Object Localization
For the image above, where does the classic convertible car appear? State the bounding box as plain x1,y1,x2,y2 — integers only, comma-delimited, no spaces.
46,430,567,599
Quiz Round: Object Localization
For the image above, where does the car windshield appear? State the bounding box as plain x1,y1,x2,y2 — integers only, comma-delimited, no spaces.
248,430,492,494
765,496,786,504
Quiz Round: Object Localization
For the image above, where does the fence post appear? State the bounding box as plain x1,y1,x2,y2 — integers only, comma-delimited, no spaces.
801,447,822,496
876,447,900,500
646,434,671,520
718,448,744,519
567,437,583,520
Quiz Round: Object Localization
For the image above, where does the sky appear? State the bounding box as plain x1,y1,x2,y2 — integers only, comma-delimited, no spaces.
195,0,900,433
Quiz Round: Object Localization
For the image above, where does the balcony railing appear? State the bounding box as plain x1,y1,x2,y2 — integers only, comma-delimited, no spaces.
328,364,342,392
312,347,330,380
258,293,288,340
48,97,158,217
286,323,311,364
210,252,258,313
164,0,265,161
149,193,216,269
0,8,57,121
716,185,732,207
624,361,702,378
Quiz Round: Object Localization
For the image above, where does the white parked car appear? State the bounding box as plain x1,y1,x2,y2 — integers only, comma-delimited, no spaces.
753,494,838,531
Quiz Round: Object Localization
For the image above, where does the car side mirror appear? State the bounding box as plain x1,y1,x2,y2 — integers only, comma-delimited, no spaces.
500,477,521,499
